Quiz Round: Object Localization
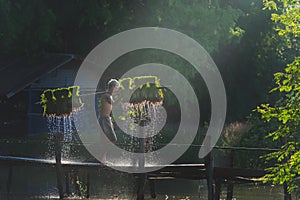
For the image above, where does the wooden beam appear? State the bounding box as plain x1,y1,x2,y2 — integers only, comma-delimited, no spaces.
149,179,156,198
215,179,221,200
226,149,234,200
86,172,90,199
54,133,64,199
65,172,70,196
136,173,147,200
6,165,13,200
205,136,214,200
283,183,292,200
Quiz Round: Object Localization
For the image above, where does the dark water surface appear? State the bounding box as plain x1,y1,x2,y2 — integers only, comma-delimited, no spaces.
0,134,296,200
0,165,288,200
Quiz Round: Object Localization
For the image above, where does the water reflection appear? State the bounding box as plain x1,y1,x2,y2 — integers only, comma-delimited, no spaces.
0,165,287,200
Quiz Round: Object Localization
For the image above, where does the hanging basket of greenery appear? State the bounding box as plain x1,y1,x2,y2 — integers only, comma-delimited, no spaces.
118,76,164,126
119,76,164,104
40,86,83,117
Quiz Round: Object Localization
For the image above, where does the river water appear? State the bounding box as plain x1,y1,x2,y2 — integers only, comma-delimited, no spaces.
0,164,289,200
0,135,296,199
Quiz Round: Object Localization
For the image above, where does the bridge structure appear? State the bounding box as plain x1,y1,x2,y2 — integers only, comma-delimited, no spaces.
0,136,290,200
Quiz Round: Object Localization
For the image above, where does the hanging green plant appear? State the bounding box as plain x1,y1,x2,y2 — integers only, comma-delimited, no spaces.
40,86,83,117
118,76,164,126
119,76,164,104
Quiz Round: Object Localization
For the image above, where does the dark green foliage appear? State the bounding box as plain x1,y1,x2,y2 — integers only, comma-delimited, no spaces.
0,0,243,55
256,0,300,194
1,0,249,123
0,0,60,55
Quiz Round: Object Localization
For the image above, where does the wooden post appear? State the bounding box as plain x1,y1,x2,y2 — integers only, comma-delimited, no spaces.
149,179,156,198
281,137,292,200
74,173,81,196
65,172,70,196
226,183,233,200
6,165,13,200
205,136,214,200
54,133,64,199
198,180,202,199
137,134,146,200
139,137,145,168
283,183,292,200
226,149,234,200
136,173,147,200
86,172,90,199
215,179,221,200
136,125,146,200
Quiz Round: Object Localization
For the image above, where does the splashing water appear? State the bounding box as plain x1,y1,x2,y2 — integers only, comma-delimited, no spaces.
118,101,165,166
44,96,165,166
46,111,81,159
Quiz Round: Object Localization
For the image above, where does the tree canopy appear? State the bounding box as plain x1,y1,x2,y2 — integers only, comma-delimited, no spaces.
0,0,243,56
257,0,300,193
1,1,300,195
0,0,291,124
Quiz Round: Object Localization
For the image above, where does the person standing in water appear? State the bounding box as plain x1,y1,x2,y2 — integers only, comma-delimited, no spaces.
98,79,120,162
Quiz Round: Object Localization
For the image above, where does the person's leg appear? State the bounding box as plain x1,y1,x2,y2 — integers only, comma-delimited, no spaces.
99,117,116,164
101,116,117,143
99,141,108,162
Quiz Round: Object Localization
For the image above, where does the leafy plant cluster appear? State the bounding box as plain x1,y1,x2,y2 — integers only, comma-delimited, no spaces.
257,0,300,193
40,86,82,117
119,76,164,104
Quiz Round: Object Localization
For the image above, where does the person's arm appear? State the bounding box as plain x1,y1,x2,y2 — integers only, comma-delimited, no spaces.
104,94,115,129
